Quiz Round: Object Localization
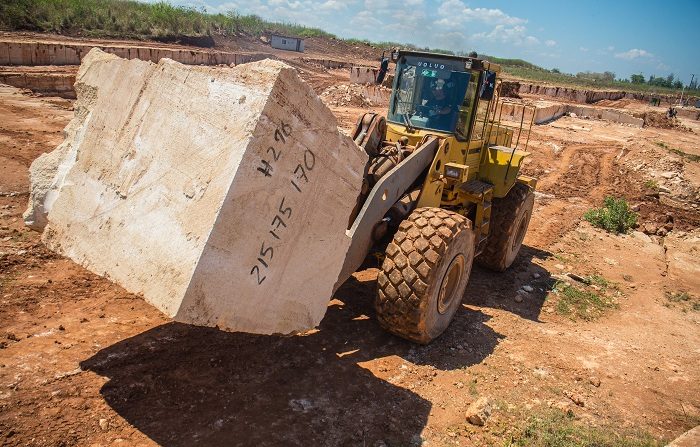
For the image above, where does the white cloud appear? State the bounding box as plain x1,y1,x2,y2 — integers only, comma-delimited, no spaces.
579,47,589,52
351,10,384,29
364,0,391,8
437,0,526,25
160,0,564,62
473,25,540,47
615,48,653,60
318,0,346,11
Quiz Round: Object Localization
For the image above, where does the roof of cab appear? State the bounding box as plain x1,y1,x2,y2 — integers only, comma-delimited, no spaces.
396,49,501,73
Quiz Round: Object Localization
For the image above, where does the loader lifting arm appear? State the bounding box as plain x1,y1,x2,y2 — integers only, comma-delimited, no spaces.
335,136,439,289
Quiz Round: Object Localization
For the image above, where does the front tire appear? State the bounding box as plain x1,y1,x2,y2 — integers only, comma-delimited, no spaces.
477,182,534,271
375,207,475,344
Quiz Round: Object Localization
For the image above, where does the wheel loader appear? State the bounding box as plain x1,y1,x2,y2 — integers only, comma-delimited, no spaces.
338,50,537,344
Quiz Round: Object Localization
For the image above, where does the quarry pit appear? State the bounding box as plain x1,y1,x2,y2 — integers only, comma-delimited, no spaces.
0,31,699,447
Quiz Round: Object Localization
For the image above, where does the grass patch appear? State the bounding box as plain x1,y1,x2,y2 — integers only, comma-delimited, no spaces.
506,410,662,447
656,141,700,163
667,147,700,163
664,291,700,312
0,0,526,58
587,274,612,288
468,378,478,397
553,253,570,264
584,197,637,234
0,0,335,40
552,279,618,321
644,179,659,190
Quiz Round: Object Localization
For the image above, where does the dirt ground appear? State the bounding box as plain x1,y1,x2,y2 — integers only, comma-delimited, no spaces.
1,39,700,447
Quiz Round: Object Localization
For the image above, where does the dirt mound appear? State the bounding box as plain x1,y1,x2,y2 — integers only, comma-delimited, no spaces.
320,83,390,107
634,111,691,131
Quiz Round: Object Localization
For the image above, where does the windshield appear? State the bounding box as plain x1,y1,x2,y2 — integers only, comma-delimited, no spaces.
388,56,473,134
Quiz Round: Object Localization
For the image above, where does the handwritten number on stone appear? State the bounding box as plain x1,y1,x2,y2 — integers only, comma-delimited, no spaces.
304,149,316,170
260,242,273,262
281,121,292,137
274,128,286,144
250,265,266,285
251,121,296,285
257,160,272,177
278,197,292,218
267,146,281,161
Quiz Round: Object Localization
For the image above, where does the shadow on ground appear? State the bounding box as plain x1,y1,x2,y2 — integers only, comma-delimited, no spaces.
467,244,555,322
81,247,552,446
81,278,501,446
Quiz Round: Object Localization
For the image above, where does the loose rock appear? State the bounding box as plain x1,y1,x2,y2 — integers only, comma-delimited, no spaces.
465,396,494,426
564,390,585,407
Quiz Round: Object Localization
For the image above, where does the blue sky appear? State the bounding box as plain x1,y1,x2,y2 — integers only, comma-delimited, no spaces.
158,0,700,83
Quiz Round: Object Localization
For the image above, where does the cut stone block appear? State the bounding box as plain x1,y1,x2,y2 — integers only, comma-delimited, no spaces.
350,66,378,84
31,48,368,334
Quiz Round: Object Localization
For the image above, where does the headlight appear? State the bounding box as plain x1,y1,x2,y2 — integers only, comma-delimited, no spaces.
444,163,468,181
445,165,462,179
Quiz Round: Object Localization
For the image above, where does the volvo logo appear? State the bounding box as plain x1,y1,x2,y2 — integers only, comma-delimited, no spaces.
416,61,445,69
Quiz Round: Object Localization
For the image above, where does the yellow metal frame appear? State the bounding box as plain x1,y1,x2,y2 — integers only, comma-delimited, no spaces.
379,51,535,255
385,121,526,205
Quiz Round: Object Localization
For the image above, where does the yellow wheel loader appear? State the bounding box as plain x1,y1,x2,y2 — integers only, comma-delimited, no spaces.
338,50,537,344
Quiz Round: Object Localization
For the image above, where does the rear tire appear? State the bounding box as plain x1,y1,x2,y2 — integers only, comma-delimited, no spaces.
477,182,534,272
375,207,475,344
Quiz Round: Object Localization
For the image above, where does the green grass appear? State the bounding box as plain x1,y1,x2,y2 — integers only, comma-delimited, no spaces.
468,378,478,397
586,274,612,288
0,0,335,39
584,197,638,234
552,279,618,321
664,291,700,312
644,179,659,190
655,141,700,163
506,410,662,447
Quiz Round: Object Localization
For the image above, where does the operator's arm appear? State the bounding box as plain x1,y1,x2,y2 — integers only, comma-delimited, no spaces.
429,102,452,116
436,105,452,115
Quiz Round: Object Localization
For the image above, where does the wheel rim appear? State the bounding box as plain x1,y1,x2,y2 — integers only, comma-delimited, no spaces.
437,254,465,314
511,210,530,253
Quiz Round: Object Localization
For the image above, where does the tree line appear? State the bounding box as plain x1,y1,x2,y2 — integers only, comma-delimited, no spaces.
547,68,694,90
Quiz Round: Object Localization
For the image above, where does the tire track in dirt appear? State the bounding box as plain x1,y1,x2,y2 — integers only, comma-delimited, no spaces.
537,143,621,200
525,143,623,248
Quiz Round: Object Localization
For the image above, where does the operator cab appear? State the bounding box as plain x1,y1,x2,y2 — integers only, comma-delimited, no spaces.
387,51,496,141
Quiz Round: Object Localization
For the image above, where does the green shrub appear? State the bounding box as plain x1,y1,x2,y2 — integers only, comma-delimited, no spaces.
584,196,637,234
664,291,700,312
